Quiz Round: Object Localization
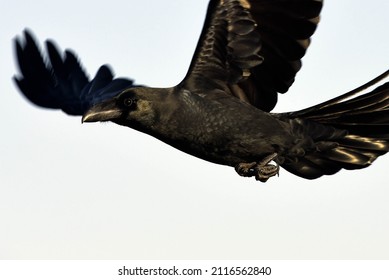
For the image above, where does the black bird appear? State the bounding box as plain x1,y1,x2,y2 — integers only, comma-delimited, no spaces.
14,0,389,182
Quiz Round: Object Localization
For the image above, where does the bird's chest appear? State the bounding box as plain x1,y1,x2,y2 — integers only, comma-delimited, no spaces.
160,99,286,165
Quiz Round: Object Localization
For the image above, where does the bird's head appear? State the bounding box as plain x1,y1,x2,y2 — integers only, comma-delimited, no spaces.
82,87,172,130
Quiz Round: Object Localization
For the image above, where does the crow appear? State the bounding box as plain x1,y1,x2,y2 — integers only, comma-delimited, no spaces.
14,0,389,182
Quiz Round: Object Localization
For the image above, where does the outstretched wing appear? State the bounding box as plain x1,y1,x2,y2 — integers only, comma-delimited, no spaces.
14,30,137,116
181,0,323,112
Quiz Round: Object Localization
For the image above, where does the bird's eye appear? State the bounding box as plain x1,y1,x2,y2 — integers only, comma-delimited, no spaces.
123,98,136,108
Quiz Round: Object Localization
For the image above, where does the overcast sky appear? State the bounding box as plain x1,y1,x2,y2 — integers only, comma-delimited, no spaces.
1,0,389,259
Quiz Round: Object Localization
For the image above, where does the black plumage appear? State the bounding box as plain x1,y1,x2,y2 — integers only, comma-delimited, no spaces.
13,0,389,182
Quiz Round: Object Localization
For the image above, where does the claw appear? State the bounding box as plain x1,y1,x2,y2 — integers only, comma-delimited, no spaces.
235,162,256,177
255,163,279,182
235,153,280,182
255,153,279,182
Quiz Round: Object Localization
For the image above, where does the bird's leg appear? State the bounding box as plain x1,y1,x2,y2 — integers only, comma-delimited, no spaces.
235,153,279,182
254,153,279,182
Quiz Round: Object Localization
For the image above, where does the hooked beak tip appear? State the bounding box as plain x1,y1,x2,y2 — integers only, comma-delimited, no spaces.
81,105,122,123
81,98,123,123
81,109,105,123
81,114,90,123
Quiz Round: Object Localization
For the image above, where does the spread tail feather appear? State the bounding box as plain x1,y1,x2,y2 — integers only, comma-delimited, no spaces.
279,70,389,179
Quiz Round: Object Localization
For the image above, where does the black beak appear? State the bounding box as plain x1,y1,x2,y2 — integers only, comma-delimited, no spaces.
82,99,122,123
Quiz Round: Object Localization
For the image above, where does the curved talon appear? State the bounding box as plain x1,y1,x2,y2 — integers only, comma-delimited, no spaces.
235,153,280,182
255,163,279,182
235,162,256,177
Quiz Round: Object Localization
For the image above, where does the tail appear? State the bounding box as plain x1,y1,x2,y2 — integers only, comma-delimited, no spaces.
279,70,389,179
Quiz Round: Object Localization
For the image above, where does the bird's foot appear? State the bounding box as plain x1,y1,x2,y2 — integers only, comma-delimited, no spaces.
235,161,257,177
254,153,279,182
235,153,279,182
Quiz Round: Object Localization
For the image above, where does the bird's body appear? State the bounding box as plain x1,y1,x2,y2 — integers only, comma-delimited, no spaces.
123,87,292,167
13,0,389,182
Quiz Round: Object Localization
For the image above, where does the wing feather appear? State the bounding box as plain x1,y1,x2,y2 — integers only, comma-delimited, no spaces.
14,30,137,116
181,0,323,112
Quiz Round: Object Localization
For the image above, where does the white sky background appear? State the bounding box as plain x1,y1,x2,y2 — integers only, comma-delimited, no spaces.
1,0,389,259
